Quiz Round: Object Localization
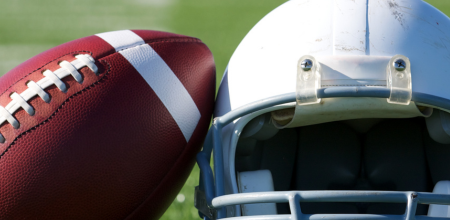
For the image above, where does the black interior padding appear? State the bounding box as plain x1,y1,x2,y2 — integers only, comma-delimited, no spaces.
235,129,298,214
363,119,430,215
424,127,450,185
294,122,361,214
260,129,298,214
235,118,438,215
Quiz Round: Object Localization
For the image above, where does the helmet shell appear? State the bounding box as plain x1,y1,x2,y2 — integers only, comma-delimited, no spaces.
216,0,450,117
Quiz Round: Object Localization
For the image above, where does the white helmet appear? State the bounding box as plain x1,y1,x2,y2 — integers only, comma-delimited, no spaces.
195,0,450,219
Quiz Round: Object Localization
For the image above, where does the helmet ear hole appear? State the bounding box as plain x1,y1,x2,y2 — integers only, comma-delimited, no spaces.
426,109,450,144
240,113,279,141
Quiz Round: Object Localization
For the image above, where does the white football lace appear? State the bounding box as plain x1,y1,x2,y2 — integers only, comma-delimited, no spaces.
0,54,98,143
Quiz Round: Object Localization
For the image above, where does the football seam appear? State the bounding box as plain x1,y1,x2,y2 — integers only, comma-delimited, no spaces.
118,38,203,52
0,59,111,160
139,37,201,50
0,38,205,161
0,38,202,98
0,51,94,98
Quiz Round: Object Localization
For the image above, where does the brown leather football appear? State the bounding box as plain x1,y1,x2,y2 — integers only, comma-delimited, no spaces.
0,30,215,219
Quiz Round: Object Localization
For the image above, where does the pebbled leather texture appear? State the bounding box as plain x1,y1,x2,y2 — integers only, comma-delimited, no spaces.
0,30,215,220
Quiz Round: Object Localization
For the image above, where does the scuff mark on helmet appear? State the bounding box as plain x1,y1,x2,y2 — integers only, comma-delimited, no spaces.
388,0,408,29
335,45,364,52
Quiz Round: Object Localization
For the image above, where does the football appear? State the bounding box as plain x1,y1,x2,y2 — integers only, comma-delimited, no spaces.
0,30,215,219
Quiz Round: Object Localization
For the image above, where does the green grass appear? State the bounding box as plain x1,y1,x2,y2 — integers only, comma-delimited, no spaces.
0,0,448,219
0,0,286,88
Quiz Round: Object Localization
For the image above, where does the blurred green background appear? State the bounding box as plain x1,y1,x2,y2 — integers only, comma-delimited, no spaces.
0,0,447,219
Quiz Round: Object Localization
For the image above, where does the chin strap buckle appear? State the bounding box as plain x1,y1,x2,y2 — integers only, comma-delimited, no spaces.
195,186,216,220
387,54,412,105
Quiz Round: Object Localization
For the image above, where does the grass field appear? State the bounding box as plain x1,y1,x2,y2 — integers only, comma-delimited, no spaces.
0,0,448,219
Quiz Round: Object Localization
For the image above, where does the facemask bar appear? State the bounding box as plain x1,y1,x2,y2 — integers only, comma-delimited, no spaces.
196,88,450,220
212,191,450,220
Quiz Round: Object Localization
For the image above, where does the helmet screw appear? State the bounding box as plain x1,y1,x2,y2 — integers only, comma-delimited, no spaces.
394,59,406,71
301,59,313,71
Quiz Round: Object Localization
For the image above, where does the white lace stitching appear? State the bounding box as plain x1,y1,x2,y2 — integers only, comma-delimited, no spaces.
0,54,98,143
